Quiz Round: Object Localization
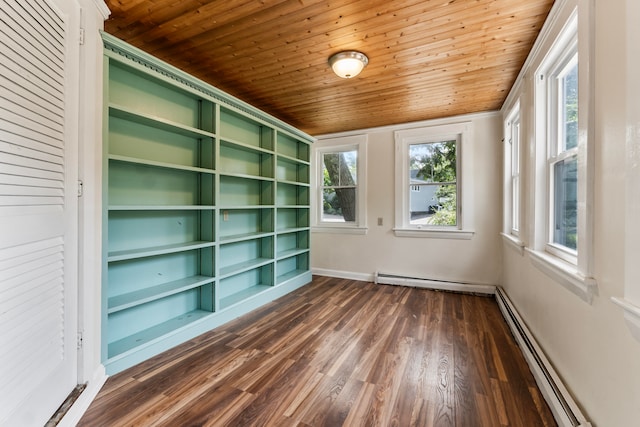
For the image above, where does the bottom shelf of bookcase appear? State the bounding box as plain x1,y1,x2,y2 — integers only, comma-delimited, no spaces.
103,270,312,374
219,284,272,310
108,309,211,358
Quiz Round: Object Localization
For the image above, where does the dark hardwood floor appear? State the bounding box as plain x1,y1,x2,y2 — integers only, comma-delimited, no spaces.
79,276,557,426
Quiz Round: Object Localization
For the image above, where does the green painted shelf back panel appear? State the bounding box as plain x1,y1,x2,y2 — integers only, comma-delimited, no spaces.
109,61,206,130
219,208,274,239
220,108,273,150
219,236,273,270
108,249,213,298
277,182,310,206
277,208,309,231
109,162,215,206
219,264,274,300
108,288,204,344
108,210,214,253
109,114,214,169
277,132,310,162
219,176,273,206
276,230,309,257
277,252,310,284
108,309,211,358
219,142,273,178
276,157,310,184
108,275,216,314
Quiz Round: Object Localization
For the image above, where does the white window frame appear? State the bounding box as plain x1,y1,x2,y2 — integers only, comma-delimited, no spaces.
502,103,525,254
507,103,522,237
393,122,474,239
311,135,367,234
529,1,597,303
546,46,578,265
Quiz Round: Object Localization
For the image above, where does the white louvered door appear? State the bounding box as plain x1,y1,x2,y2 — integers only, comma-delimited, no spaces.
0,0,80,425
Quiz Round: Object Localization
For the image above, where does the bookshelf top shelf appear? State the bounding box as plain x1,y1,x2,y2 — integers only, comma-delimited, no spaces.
109,103,216,139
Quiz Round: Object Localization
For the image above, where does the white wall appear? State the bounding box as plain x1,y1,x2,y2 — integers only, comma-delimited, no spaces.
311,112,503,286
501,0,640,425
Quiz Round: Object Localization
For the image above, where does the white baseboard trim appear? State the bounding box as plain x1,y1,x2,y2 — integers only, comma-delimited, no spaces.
375,271,496,295
495,287,592,427
311,268,375,282
57,365,108,427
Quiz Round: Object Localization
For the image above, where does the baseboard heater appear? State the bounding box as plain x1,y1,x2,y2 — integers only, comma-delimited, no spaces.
374,271,496,295
495,287,592,427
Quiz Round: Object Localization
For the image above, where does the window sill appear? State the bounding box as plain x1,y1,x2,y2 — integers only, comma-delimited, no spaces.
312,226,368,235
611,297,640,343
526,248,598,304
501,232,525,256
393,228,474,240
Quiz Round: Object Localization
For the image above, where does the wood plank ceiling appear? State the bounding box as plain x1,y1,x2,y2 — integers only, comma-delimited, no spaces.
103,0,554,136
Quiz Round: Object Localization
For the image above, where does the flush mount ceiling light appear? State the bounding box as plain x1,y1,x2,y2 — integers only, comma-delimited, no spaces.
328,51,369,78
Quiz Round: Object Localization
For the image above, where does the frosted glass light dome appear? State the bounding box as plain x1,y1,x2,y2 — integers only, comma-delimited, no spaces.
329,51,369,78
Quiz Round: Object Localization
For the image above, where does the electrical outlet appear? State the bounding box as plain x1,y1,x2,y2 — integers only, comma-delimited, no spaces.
377,217,383,226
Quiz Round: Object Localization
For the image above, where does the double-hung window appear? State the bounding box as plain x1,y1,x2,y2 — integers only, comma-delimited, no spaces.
548,49,578,262
312,135,367,233
530,2,596,302
505,105,521,238
394,122,473,239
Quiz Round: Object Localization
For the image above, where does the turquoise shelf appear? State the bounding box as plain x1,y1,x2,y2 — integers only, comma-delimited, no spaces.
108,275,216,314
107,241,216,262
108,309,212,358
109,103,216,139
219,285,272,310
109,154,216,175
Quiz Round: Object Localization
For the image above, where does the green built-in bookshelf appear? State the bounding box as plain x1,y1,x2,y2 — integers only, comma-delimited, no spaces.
101,33,314,374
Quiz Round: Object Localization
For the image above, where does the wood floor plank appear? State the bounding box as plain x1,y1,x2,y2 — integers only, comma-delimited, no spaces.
79,277,557,427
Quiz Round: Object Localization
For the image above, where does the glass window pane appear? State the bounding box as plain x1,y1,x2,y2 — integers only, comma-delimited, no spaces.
323,151,357,187
322,187,356,222
553,156,577,249
409,141,456,183
512,176,520,232
561,59,578,151
410,184,457,226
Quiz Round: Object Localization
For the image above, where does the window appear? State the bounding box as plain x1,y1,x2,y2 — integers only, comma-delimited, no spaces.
548,50,578,261
529,3,596,302
505,104,521,238
394,122,473,239
408,139,458,226
312,135,367,233
321,149,357,222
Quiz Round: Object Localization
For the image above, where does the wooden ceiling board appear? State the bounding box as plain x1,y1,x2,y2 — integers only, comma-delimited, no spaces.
104,0,554,135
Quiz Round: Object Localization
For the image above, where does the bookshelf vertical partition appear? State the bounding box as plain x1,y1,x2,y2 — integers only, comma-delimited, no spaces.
102,33,314,374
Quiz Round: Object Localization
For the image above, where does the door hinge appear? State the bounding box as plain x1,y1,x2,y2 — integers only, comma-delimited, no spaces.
79,28,85,45
77,180,83,197
77,332,83,350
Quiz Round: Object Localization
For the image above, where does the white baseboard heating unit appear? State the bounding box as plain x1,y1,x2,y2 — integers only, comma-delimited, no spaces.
374,271,496,295
495,287,592,427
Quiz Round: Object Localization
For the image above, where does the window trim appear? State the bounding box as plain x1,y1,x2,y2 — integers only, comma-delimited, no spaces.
311,135,367,234
530,1,596,303
504,102,522,240
393,122,474,239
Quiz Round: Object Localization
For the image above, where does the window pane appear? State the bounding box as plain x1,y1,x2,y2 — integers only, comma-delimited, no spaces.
323,151,357,186
561,59,578,151
322,187,356,222
410,184,457,226
553,156,577,249
512,176,520,232
409,141,456,183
